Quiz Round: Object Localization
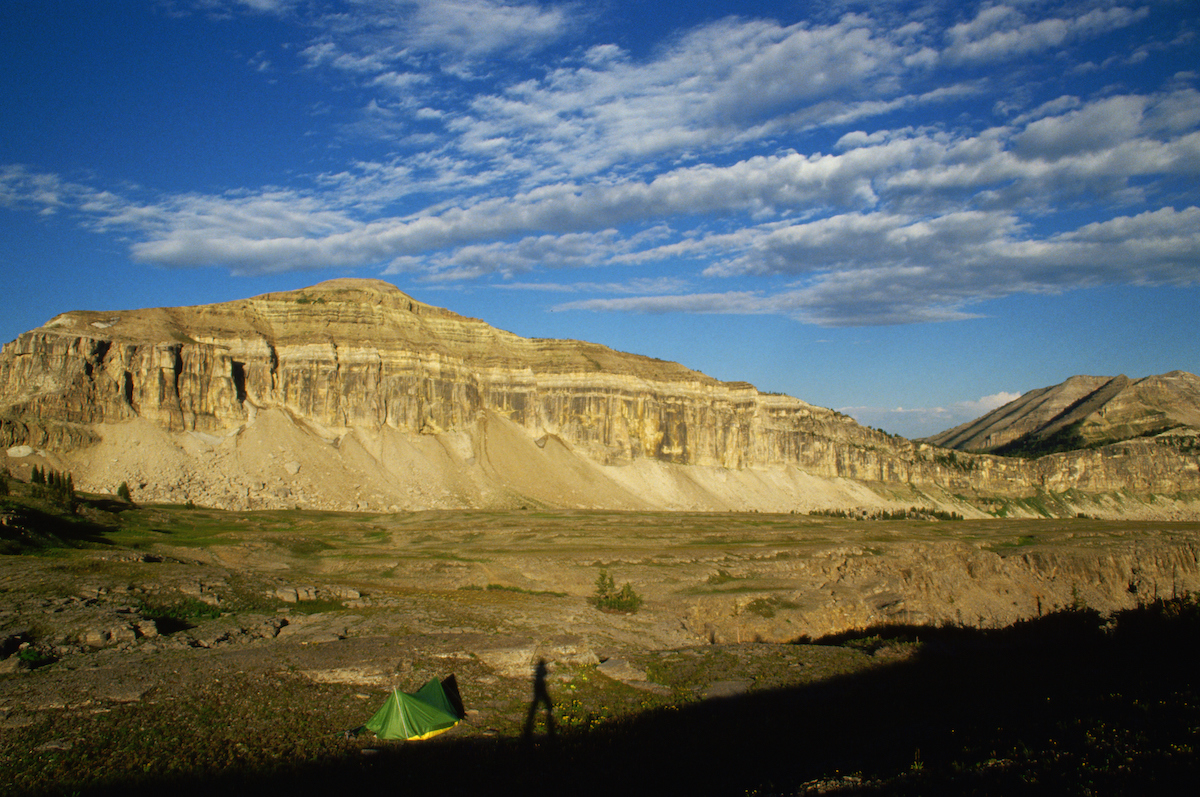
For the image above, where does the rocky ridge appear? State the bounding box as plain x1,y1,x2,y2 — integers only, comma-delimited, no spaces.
928,371,1200,456
1,279,1198,516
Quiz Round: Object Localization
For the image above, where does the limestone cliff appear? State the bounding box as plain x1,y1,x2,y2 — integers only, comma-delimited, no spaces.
0,279,911,472
1,279,1198,515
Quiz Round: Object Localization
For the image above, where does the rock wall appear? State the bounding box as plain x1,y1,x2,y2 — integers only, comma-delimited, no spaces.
2,279,1198,509
0,416,98,451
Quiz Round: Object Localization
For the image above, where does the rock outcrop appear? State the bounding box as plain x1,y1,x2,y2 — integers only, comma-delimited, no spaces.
927,371,1200,456
1,279,1198,515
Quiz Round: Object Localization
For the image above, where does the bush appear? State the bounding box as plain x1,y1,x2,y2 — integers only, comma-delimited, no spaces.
16,647,55,669
593,569,643,613
117,481,132,503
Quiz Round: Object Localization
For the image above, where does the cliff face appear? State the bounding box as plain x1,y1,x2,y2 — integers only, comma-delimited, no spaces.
0,279,891,467
2,279,1198,514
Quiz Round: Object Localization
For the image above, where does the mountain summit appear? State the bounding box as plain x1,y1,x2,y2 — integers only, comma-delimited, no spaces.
2,280,1198,518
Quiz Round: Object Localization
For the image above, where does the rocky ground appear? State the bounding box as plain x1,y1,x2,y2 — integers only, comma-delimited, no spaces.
2,490,1199,794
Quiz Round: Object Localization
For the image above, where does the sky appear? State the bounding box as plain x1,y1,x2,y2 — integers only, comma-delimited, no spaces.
2,0,1198,438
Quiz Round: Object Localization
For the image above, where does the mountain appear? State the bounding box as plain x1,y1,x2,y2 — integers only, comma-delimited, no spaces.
2,279,1198,517
927,372,1200,456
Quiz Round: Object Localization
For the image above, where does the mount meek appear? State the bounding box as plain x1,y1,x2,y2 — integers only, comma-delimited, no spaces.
2,279,1198,519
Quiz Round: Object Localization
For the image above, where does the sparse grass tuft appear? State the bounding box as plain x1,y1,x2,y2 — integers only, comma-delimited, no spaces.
706,568,739,585
745,596,801,618
458,584,568,597
136,596,222,633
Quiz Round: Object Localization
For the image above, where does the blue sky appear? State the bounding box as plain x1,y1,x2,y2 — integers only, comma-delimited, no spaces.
2,0,1198,438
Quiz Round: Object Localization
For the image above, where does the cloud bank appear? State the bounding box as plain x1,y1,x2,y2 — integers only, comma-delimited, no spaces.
3,0,1198,327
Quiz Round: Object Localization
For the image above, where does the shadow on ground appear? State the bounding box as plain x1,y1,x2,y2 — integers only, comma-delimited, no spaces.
75,598,1200,796
0,500,119,552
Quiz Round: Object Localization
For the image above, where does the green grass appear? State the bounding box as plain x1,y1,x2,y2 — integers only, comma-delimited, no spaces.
15,648,56,668
282,539,334,557
744,596,801,618
108,507,247,548
135,596,222,633
284,598,348,615
985,533,1039,551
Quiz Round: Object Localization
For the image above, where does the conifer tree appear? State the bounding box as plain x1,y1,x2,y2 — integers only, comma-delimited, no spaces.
594,569,615,601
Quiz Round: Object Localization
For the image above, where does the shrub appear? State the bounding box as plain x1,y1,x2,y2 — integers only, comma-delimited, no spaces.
16,648,56,669
593,569,643,613
117,482,132,503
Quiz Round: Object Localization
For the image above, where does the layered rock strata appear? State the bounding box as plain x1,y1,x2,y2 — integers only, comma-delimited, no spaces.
1,279,1198,514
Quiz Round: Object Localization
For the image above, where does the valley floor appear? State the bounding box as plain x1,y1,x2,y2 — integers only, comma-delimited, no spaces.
2,503,1199,794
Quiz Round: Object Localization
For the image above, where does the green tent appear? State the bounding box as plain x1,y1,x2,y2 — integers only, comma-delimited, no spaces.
365,678,463,741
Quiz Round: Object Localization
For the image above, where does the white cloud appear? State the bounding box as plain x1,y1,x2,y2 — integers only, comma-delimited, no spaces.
300,0,576,77
840,390,1022,437
1013,94,1148,159
7,78,1198,320
4,2,1198,329
187,0,299,16
554,291,780,317
8,78,1197,304
495,276,692,294
550,202,1200,326
384,229,632,280
960,391,1022,415
838,404,957,436
441,13,931,181
1009,94,1083,125
945,3,1149,63
403,0,575,58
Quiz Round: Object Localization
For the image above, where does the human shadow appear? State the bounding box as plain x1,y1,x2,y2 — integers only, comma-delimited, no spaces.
521,658,556,744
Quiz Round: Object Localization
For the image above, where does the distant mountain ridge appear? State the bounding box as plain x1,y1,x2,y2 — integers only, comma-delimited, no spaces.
926,371,1200,456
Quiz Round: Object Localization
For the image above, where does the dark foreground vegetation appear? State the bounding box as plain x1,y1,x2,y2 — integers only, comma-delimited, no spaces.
5,596,1193,797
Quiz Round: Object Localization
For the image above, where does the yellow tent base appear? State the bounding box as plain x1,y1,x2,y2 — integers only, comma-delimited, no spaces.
404,721,459,741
